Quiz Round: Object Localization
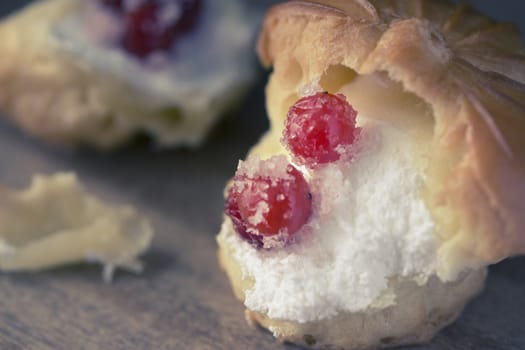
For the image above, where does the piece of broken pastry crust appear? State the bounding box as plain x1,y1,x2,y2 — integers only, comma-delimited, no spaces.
0,173,153,282
257,0,525,278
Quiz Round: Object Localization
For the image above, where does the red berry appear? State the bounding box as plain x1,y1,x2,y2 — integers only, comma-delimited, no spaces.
225,156,312,248
283,92,360,167
122,0,202,58
225,190,264,248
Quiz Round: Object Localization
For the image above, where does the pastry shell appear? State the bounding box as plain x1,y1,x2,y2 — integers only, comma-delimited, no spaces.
256,0,525,279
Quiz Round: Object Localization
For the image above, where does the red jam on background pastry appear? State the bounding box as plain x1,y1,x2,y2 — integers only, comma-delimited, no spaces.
217,1,525,349
0,0,268,148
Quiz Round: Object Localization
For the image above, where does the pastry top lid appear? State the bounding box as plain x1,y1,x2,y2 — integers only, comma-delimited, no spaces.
257,0,525,278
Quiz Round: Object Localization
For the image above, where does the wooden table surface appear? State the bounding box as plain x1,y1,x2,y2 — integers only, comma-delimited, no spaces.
0,1,524,350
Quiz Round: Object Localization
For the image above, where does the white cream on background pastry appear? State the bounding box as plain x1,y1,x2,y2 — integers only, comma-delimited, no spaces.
0,0,263,148
217,0,525,349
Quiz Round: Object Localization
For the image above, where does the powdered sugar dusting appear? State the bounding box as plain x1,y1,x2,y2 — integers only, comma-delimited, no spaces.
225,120,438,322
237,155,295,181
247,201,269,227
298,77,322,97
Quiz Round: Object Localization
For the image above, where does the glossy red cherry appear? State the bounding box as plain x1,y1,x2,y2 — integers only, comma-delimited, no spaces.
283,92,360,168
225,156,312,248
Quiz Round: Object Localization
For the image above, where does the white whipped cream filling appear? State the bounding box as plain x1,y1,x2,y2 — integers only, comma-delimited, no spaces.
225,120,438,323
52,0,257,107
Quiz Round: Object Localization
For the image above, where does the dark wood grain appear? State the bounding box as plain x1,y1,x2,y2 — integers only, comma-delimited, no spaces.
0,1,524,350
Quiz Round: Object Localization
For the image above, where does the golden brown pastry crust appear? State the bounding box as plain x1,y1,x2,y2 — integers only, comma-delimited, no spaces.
256,0,525,277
